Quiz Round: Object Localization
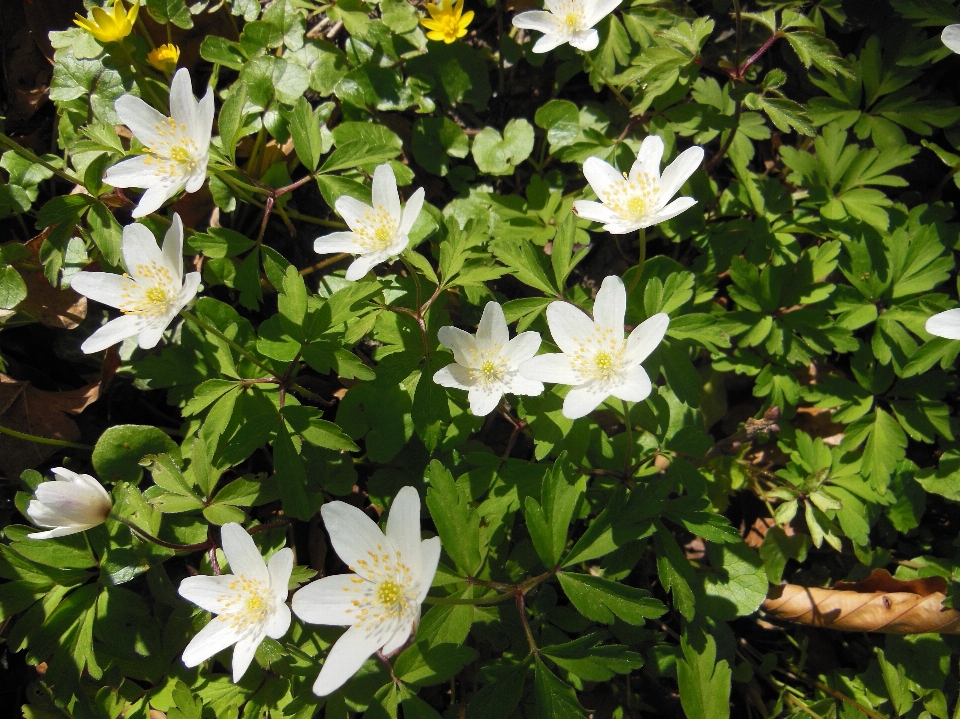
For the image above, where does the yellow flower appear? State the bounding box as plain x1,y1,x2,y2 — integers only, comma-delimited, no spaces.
147,44,180,73
74,0,140,44
420,0,474,44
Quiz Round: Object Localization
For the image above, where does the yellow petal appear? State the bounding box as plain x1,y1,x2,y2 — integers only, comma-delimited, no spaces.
456,26,468,38
454,0,465,18
459,10,474,29
421,18,443,31
426,29,446,41
425,4,444,20
127,1,140,26
91,6,113,28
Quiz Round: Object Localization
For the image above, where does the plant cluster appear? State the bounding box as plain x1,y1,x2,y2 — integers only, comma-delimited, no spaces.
2,0,960,717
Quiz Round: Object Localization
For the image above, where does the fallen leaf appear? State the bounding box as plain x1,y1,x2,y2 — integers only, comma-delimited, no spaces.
762,569,960,634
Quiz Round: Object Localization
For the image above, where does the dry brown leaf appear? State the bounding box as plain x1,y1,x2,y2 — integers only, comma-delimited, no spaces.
0,352,118,479
13,230,88,329
762,569,960,634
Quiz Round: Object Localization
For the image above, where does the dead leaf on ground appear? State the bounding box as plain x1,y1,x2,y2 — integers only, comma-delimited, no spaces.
762,569,960,634
15,230,87,329
0,351,118,479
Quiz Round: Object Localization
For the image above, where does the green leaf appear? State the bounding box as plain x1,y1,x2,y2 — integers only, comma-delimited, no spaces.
287,97,324,171
523,457,584,568
541,634,643,682
425,460,482,574
0,266,26,310
471,119,535,175
556,572,666,625
534,100,581,150
676,632,732,719
92,425,181,484
412,118,469,177
534,657,586,719
394,642,479,687
272,421,314,521
701,541,769,620
319,140,401,174
145,0,193,29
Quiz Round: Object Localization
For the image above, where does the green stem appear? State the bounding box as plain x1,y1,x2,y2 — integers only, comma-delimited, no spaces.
210,166,272,197
622,399,633,478
0,423,93,451
179,309,276,376
423,592,516,605
118,518,213,551
625,226,646,296
584,54,630,108
732,0,743,74
0,134,82,185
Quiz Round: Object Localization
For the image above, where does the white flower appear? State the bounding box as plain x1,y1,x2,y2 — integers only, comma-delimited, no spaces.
26,468,112,539
434,301,544,416
71,213,201,354
292,486,440,696
926,309,960,339
943,25,960,54
179,523,293,683
314,164,425,282
104,68,213,218
573,135,704,234
519,275,668,419
512,0,621,53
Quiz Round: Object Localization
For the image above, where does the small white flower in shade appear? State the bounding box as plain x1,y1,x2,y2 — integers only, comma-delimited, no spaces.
573,135,704,234
314,164,425,282
26,468,112,539
178,523,293,683
104,68,213,218
519,275,669,419
71,213,201,354
433,301,544,416
926,309,960,339
943,25,960,54
291,487,440,696
512,0,621,53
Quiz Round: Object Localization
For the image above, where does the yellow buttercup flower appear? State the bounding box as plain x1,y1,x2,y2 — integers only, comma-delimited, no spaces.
147,44,180,73
420,0,474,44
74,0,140,44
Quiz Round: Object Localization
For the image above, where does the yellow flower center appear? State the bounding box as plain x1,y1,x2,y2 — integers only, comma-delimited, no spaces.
606,171,659,224
142,117,201,179
570,327,624,383
595,352,612,372
354,205,399,251
468,347,506,386
563,12,582,31
119,261,178,318
148,44,180,73
217,575,272,631
343,545,417,640
480,360,497,377
377,580,402,607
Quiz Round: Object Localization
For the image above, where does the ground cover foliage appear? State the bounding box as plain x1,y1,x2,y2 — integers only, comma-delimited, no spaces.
3,0,960,717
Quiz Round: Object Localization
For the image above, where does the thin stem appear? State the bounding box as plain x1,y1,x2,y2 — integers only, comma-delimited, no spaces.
179,309,276,376
732,0,742,73
705,100,742,171
424,592,516,605
400,254,424,318
300,253,350,276
739,32,783,78
622,399,633,478
625,227,647,296
120,518,213,551
0,134,82,185
583,55,630,108
0,423,93,451
516,591,539,656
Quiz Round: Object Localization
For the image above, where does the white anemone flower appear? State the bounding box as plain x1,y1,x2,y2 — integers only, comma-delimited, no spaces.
434,301,544,416
573,135,704,234
519,275,669,419
943,25,960,54
926,309,960,339
179,523,293,683
512,0,622,53
292,486,440,696
314,164,425,281
104,68,213,218
71,213,201,354
26,468,112,539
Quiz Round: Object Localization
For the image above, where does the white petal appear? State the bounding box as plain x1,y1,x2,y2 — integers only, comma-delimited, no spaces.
381,619,415,656
568,29,600,51
182,615,241,668
585,0,622,27
519,353,580,384
593,275,626,332
468,386,503,416
320,501,392,582
563,383,608,419
268,548,294,601
624,312,669,364
292,574,368,626
231,634,263,682
581,157,623,205
70,272,128,309
314,232,364,255
162,213,184,279
169,69,199,138
609,365,652,402
630,135,664,183
184,170,206,194
81,314,149,353
132,183,181,218
477,301,509,351
546,300,596,354
136,320,169,350
220,523,269,583
532,32,567,53
503,373,544,397
386,487,423,581
416,536,441,603
26,525,88,539
67,471,112,506
114,95,167,148
103,155,160,189
437,326,476,366
647,196,697,225
433,364,474,391
312,625,383,696
400,187,425,236
264,601,291,639
175,272,202,311
344,254,382,281
372,164,401,222
573,200,619,227
178,574,243,614
926,308,960,339
512,11,557,33
196,86,215,152
501,331,541,366
26,500,74,529
943,24,960,54
657,146,704,206
336,196,373,229
122,222,165,280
